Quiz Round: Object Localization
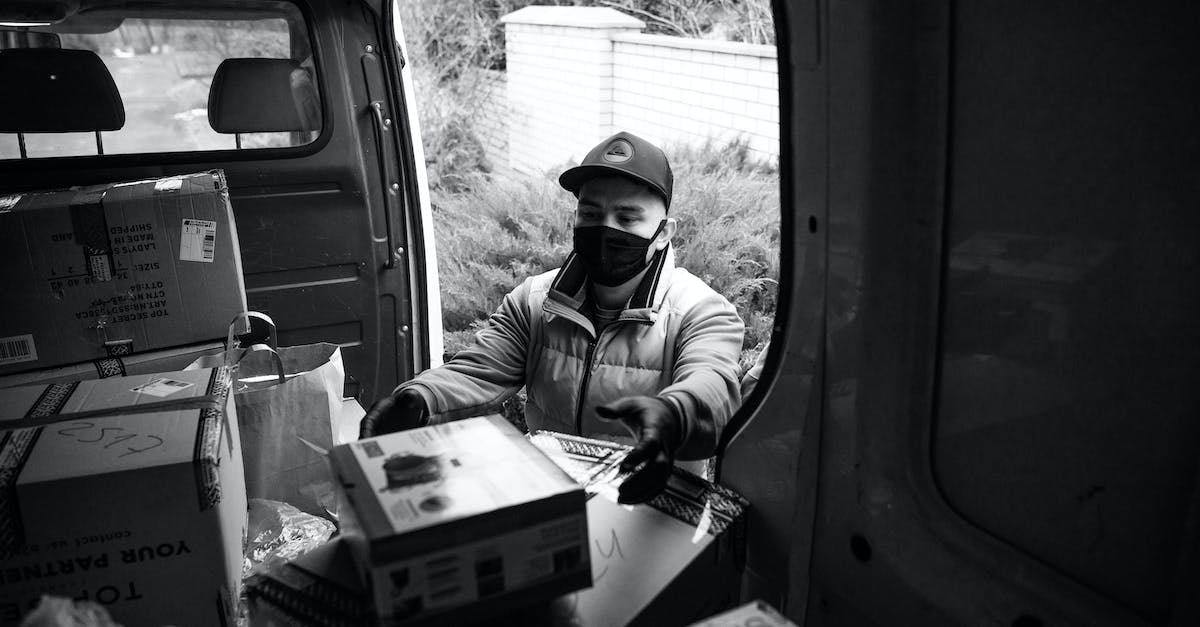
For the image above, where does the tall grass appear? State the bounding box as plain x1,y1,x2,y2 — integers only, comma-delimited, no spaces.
432,171,573,340
414,66,495,194
667,139,779,368
433,138,780,371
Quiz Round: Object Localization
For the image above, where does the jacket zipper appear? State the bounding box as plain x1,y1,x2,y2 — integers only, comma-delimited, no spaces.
572,313,652,435
575,336,599,435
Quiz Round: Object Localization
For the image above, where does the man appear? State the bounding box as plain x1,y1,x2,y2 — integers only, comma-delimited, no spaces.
360,131,745,503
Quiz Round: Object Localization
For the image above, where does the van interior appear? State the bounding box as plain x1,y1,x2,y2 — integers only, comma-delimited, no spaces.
1,1,1196,626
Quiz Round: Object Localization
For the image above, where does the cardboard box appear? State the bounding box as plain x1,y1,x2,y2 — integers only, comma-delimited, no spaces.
329,416,590,625
0,341,227,389
528,432,749,626
250,431,748,627
0,367,247,626
0,170,247,376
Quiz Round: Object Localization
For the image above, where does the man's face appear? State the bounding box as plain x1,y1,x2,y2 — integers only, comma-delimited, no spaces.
575,175,669,246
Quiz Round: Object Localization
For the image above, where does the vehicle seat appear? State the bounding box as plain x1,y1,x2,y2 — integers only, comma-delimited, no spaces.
208,57,319,138
0,48,125,156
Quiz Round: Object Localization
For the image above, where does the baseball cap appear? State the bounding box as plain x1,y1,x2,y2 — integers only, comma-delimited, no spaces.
559,131,674,209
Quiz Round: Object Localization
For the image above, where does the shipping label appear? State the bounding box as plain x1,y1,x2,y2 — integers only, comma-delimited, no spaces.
129,378,193,398
0,336,37,367
179,219,216,263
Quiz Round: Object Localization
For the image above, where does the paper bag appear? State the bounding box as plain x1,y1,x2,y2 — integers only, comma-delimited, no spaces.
189,342,344,518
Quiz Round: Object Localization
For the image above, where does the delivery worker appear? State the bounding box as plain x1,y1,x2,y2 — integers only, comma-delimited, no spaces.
360,131,745,503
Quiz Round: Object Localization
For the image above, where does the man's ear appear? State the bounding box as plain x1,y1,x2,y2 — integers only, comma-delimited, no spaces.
653,218,677,252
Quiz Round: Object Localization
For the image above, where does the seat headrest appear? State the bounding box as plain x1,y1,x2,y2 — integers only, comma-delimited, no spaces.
0,48,125,133
208,58,316,134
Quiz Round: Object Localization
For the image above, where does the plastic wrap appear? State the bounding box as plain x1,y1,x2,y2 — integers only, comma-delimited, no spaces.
242,498,337,579
238,499,338,627
528,430,747,536
527,430,632,500
17,596,121,627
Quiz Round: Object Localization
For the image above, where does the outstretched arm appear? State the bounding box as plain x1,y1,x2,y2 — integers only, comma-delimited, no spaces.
360,278,535,437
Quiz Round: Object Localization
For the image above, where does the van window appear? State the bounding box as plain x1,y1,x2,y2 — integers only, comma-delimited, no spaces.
0,1,319,160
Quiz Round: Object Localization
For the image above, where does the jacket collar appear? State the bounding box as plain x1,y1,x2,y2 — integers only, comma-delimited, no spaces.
546,245,674,324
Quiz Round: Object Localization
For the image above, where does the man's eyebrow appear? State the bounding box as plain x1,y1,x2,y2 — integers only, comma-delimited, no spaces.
615,204,645,214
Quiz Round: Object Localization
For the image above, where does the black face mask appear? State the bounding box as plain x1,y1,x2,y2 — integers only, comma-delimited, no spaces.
572,221,667,287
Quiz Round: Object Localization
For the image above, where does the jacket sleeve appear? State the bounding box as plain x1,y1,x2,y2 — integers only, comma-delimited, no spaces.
658,290,745,460
396,278,534,423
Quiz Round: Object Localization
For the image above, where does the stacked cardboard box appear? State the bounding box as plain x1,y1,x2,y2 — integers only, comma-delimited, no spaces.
0,342,227,388
0,170,246,378
328,416,590,625
0,170,251,625
527,431,749,626
247,429,749,626
0,367,246,626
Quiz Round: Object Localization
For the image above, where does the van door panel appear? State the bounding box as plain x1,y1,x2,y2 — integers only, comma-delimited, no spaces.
750,1,1200,626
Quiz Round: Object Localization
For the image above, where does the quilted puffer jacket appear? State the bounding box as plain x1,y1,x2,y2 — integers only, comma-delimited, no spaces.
398,246,745,462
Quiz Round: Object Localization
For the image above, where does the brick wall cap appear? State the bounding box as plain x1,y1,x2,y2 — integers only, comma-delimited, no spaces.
613,31,776,58
501,6,645,29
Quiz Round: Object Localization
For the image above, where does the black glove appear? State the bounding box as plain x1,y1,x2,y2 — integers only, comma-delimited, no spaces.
359,389,429,439
595,396,681,504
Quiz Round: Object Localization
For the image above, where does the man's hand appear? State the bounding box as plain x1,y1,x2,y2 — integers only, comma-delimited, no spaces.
595,396,681,504
359,389,428,439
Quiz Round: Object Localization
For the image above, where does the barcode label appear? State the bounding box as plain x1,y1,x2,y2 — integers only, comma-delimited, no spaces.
131,377,194,398
0,334,38,366
180,219,217,263
87,253,113,282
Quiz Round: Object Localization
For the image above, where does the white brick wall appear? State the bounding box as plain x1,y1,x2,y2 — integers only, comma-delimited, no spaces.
472,69,510,176
501,7,645,176
497,6,779,173
610,33,779,163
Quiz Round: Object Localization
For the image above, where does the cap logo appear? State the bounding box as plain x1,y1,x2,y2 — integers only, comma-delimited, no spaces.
602,139,634,164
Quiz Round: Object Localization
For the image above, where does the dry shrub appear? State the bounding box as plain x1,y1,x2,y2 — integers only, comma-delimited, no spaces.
599,0,775,44
666,137,780,354
432,170,574,333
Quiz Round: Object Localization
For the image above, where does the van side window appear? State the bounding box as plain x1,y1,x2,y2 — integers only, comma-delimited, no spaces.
0,0,320,160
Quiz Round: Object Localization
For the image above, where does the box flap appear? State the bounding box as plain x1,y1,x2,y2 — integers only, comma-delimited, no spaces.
0,367,232,481
18,408,208,481
0,367,229,427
